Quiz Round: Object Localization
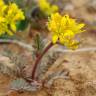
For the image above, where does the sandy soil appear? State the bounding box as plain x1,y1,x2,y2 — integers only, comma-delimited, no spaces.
0,32,95,96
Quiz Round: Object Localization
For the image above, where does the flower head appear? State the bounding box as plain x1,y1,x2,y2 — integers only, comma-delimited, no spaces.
0,0,7,16
38,0,58,16
0,0,25,36
6,3,25,33
48,13,85,49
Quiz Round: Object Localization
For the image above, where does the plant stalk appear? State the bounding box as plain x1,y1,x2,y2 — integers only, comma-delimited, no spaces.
31,42,54,80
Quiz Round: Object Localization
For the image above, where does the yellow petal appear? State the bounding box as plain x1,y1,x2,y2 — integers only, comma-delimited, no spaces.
64,30,74,38
51,13,62,22
51,5,58,12
6,30,14,36
67,40,79,50
10,23,16,32
59,37,65,44
52,35,58,44
77,23,85,29
0,17,5,22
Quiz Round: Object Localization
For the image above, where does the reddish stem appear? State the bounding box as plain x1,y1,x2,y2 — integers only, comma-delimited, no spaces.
31,42,54,80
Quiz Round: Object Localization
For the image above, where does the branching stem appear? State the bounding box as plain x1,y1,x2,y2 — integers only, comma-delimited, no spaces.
31,42,54,80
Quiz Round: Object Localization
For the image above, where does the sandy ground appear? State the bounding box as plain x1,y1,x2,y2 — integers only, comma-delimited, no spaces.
0,32,95,96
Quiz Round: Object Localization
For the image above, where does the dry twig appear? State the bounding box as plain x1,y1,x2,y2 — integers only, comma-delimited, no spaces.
0,39,34,51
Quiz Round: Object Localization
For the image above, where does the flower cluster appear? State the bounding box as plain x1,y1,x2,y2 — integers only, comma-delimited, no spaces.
38,0,58,16
48,13,85,49
0,0,25,36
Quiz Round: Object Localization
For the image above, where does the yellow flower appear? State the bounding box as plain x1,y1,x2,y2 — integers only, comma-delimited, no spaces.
0,0,25,36
0,0,4,6
48,13,85,50
6,3,25,32
0,0,7,16
7,3,25,21
38,0,58,15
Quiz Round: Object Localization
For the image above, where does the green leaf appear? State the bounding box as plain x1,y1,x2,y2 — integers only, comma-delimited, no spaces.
34,34,45,54
16,19,29,31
